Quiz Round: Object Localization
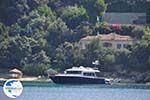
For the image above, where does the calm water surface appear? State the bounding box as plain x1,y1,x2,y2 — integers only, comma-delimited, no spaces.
0,83,150,100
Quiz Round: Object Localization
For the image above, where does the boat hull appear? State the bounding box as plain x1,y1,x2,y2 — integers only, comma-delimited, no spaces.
50,76,106,84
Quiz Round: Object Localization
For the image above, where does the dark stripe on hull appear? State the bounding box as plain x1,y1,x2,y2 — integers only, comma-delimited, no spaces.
50,76,106,84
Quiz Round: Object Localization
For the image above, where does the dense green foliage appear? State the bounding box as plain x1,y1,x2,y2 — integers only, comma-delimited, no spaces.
95,22,145,39
0,0,150,76
129,27,150,71
58,6,88,29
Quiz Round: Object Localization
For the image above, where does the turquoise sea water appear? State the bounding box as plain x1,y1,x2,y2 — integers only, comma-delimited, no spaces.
0,83,150,100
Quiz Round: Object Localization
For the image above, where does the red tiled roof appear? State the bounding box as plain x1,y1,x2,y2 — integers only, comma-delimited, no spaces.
81,33,133,41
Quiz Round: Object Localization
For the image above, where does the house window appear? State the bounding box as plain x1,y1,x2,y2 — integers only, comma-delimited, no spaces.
117,44,122,49
103,42,112,47
123,44,131,49
123,44,128,48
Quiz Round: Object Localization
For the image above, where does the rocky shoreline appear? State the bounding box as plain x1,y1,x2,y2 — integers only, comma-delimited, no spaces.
102,71,150,84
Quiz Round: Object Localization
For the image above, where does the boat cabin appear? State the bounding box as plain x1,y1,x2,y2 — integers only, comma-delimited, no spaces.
64,66,100,77
49,66,110,84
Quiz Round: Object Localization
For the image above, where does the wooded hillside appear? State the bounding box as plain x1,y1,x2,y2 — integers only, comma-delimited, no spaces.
0,0,150,81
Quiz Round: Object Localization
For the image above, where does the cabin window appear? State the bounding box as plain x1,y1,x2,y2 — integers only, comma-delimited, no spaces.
83,73,95,77
66,71,81,74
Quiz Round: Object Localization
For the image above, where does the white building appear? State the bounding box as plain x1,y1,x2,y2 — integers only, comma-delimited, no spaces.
79,33,134,49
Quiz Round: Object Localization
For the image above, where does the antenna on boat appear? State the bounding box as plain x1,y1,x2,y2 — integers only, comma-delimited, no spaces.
92,60,100,70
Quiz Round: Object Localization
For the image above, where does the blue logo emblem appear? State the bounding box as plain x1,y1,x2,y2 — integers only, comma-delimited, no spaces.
3,79,23,98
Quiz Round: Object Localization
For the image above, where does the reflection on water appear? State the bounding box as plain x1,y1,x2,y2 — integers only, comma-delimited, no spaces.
0,83,150,100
